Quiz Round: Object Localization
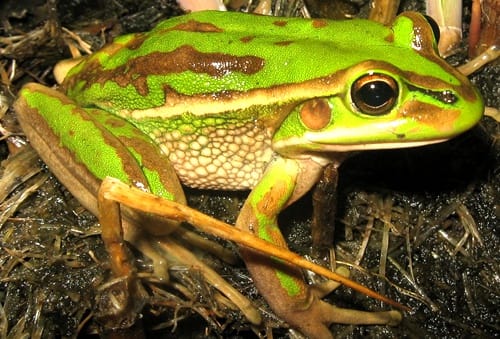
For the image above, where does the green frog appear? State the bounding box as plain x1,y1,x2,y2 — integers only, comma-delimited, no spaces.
14,10,483,338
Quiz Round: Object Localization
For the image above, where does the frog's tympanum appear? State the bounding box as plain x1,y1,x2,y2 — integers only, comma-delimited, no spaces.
15,11,483,338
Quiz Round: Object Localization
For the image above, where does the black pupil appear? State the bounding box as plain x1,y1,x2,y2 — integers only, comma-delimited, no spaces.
359,81,393,108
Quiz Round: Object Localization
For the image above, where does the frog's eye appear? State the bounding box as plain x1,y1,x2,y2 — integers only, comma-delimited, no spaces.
351,74,398,116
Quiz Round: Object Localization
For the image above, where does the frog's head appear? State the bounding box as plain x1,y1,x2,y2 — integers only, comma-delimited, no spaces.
272,12,483,156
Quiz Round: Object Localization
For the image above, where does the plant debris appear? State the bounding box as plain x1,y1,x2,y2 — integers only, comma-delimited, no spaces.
0,0,498,338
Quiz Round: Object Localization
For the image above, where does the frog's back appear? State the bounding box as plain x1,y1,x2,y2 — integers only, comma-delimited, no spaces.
62,11,476,126
62,11,393,113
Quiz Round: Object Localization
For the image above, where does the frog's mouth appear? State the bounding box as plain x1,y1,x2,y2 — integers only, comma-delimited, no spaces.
274,137,448,155
310,138,448,152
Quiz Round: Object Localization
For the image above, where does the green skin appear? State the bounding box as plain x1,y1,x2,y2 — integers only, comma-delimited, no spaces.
15,10,483,338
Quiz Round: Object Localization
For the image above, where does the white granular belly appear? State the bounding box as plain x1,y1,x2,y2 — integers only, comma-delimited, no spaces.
152,120,274,190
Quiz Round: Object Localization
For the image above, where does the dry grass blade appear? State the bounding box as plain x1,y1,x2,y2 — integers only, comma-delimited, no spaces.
0,147,41,201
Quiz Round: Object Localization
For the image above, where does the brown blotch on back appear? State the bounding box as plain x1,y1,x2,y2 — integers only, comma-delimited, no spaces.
240,36,255,43
312,19,328,28
67,45,265,97
144,45,265,77
169,20,223,33
273,20,288,27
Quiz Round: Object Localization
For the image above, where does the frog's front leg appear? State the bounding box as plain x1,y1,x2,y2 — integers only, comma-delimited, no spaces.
236,157,401,338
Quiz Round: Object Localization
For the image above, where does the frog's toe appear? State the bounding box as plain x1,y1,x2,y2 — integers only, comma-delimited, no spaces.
386,310,403,326
322,303,403,326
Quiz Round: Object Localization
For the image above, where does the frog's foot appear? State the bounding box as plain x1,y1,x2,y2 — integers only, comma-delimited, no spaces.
286,297,402,339
241,249,402,339
317,300,402,326
307,267,401,336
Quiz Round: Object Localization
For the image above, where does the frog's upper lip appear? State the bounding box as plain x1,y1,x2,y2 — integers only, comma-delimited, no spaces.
307,139,447,152
273,136,448,154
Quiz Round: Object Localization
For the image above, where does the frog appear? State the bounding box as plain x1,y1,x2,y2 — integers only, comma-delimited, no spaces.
14,10,483,338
